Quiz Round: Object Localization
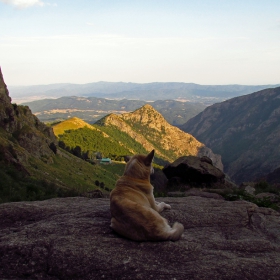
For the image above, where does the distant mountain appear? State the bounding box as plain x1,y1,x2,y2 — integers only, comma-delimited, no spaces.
180,86,280,183
10,82,280,105
94,105,223,169
23,96,206,126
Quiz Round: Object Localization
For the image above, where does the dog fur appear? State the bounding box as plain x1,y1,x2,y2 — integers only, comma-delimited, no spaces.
110,150,184,241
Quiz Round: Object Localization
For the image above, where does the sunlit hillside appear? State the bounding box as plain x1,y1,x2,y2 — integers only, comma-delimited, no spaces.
52,117,97,136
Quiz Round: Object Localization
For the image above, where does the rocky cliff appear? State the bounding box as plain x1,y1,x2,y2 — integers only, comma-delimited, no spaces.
0,67,57,168
181,87,280,183
97,104,223,170
1,196,280,279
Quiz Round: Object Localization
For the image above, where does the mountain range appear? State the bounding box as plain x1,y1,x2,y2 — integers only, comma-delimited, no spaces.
10,82,280,105
181,86,280,183
22,96,206,126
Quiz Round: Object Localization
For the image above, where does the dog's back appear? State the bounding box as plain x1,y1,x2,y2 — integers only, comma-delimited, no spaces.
110,150,184,241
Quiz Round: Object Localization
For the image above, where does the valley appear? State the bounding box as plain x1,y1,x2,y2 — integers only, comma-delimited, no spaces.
1,66,280,205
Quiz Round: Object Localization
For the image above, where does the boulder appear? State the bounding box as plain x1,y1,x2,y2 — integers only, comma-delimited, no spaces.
1,197,280,279
163,156,225,187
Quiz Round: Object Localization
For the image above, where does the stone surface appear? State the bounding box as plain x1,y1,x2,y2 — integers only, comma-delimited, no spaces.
167,189,224,200
1,196,280,279
184,189,225,200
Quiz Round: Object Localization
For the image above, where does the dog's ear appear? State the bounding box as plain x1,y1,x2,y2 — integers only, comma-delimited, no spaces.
144,150,154,166
124,156,131,163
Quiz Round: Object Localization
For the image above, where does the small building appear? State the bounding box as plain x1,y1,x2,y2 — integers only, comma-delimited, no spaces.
100,158,112,164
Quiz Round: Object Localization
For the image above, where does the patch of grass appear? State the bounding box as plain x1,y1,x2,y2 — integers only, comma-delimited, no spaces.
28,149,123,193
254,181,280,195
222,188,279,211
0,164,80,203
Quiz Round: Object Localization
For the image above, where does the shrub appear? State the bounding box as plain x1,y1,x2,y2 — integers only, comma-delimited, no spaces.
254,181,279,195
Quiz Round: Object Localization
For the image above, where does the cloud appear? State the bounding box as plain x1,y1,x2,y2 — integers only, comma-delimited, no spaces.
0,0,56,8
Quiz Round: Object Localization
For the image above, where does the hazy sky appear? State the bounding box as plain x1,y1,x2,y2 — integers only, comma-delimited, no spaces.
1,0,280,86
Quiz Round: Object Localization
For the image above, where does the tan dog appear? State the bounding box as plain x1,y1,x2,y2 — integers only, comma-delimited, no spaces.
110,150,184,241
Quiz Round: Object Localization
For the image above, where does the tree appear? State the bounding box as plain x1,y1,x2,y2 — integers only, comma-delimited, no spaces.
96,152,102,159
58,140,66,149
73,146,82,158
49,142,57,154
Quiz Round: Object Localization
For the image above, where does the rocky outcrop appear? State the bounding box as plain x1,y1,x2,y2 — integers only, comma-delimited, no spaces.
163,156,225,187
0,67,57,168
1,196,280,279
180,86,280,183
0,67,14,131
97,104,223,169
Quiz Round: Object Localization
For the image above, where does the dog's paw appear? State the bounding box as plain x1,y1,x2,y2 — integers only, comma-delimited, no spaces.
156,202,171,212
164,203,171,210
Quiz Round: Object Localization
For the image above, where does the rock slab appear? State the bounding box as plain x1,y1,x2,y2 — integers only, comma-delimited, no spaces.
1,197,280,279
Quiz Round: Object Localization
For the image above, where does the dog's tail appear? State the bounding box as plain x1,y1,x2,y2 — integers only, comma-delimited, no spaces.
168,222,184,241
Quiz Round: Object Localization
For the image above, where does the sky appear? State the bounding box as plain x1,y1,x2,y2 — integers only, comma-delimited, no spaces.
0,0,280,86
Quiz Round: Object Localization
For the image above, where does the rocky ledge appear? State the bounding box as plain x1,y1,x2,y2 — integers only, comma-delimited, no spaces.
1,196,280,279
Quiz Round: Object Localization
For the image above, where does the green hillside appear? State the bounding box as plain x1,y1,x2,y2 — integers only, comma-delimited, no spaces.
0,141,125,204
55,123,150,161
0,124,125,203
52,117,96,136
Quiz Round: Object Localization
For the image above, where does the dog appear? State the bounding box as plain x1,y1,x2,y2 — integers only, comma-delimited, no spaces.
110,149,184,241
